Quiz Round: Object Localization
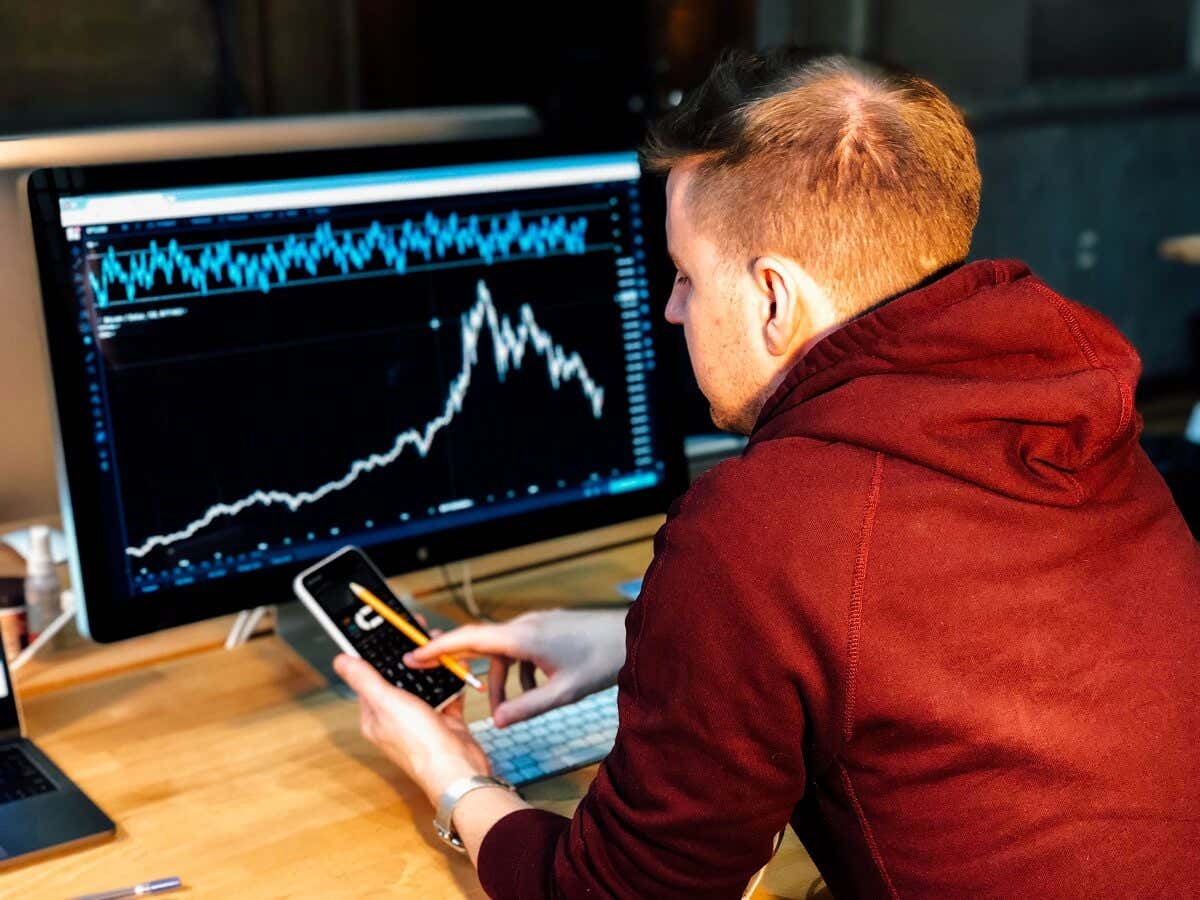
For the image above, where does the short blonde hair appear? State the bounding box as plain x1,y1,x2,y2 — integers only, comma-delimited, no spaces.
641,50,981,316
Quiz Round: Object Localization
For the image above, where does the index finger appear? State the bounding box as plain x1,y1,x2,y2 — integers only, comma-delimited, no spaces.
404,622,517,665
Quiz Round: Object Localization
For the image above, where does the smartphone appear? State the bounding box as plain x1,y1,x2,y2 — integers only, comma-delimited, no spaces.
293,545,464,709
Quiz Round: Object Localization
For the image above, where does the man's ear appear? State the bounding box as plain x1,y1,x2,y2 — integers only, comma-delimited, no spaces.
753,256,808,357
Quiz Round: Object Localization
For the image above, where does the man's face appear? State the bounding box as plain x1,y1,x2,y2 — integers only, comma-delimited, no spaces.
663,166,763,434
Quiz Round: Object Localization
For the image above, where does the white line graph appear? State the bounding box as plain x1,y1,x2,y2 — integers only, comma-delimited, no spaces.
125,278,605,558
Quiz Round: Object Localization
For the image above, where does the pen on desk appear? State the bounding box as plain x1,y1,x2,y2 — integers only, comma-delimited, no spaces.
348,581,484,691
71,876,182,900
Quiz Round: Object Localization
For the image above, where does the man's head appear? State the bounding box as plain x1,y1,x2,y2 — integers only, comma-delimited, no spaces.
643,50,981,433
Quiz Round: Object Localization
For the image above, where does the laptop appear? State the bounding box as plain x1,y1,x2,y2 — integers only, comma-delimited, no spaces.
0,647,114,867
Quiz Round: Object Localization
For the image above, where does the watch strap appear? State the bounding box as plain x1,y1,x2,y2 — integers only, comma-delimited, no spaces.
434,774,518,852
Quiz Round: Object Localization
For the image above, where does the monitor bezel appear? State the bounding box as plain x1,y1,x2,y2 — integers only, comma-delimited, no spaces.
28,137,687,643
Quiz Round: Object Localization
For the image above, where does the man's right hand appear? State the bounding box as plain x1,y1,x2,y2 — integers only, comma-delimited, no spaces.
403,609,627,727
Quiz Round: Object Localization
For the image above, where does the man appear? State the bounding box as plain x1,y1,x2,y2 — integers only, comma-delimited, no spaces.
334,50,1200,898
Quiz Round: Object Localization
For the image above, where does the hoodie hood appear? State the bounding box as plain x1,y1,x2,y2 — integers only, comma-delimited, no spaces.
752,260,1143,507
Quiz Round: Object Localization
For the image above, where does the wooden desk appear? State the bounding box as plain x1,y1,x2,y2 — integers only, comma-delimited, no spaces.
1,529,824,898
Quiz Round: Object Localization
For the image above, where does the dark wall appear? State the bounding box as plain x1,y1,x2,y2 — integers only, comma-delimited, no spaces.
0,1,356,131
352,3,661,151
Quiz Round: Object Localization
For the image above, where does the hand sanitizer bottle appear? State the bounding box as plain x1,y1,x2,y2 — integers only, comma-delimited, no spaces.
24,526,62,643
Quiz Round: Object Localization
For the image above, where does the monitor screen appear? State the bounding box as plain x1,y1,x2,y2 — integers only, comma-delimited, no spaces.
29,141,685,641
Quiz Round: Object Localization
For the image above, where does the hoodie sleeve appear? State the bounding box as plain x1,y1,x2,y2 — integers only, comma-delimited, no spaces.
477,503,810,898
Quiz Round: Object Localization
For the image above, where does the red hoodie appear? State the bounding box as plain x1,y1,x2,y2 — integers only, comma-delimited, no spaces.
478,259,1200,899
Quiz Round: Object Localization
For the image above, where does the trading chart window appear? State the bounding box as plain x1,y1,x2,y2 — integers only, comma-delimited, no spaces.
45,152,670,600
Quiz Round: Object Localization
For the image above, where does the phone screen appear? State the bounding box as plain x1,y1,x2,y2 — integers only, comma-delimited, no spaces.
300,547,464,707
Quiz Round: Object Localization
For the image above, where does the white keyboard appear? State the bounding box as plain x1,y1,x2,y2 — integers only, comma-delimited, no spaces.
469,685,619,786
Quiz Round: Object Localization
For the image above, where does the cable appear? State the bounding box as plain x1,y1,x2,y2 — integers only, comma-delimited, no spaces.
11,591,76,672
224,605,270,650
438,561,486,621
459,560,481,619
224,610,251,650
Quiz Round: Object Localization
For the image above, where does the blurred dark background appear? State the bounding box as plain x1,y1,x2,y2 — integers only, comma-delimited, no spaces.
1,0,1197,527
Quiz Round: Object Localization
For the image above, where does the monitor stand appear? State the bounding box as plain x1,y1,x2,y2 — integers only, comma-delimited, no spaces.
273,597,461,700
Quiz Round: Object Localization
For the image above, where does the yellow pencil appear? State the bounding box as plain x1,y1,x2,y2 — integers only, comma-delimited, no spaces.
348,582,483,691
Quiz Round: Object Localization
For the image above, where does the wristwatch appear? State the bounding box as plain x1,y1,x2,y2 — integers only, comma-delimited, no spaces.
434,774,519,852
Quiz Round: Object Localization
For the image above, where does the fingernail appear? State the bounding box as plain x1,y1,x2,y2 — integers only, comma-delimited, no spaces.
402,652,416,665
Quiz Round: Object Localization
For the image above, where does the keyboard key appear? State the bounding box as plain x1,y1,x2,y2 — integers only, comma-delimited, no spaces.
0,746,57,806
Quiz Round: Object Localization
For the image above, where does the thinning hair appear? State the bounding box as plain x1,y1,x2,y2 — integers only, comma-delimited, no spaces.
641,49,981,316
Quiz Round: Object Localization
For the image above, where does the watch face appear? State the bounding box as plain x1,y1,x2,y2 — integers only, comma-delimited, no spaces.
433,820,466,852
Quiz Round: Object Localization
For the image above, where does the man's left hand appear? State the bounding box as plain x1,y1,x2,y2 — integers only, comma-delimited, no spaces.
333,653,491,807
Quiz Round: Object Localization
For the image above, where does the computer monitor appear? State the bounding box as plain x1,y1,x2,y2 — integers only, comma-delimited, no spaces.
27,136,686,642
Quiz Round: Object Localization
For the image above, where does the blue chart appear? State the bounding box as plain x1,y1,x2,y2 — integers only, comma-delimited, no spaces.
124,278,606,559
88,208,595,307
